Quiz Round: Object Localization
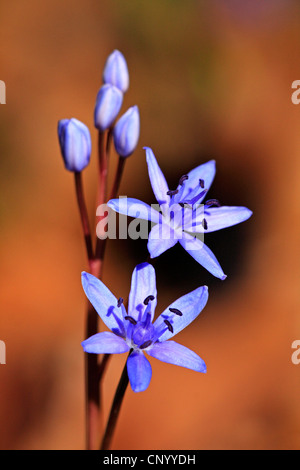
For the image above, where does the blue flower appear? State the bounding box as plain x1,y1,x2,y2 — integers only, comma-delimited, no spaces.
57,118,91,172
94,84,123,131
113,106,140,158
81,262,208,392
102,50,129,93
107,147,253,280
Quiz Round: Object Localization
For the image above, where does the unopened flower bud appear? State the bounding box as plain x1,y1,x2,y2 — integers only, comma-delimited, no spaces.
57,118,91,172
94,84,123,131
113,106,140,158
102,50,129,93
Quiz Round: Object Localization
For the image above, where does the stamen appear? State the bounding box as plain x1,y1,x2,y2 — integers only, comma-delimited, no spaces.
167,189,179,197
179,174,189,186
124,316,137,325
184,189,207,206
205,199,221,207
144,295,155,305
164,319,174,333
117,297,123,308
169,307,183,316
179,202,193,209
199,179,205,188
139,340,152,350
202,218,208,230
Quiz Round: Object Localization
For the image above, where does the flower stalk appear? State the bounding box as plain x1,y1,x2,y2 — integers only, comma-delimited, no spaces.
73,171,101,450
95,130,109,276
74,171,94,266
100,351,132,450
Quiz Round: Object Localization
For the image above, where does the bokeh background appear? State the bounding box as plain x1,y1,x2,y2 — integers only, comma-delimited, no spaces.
0,0,300,450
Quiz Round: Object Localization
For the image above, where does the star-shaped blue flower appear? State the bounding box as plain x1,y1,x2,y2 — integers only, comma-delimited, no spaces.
81,262,208,392
107,147,253,280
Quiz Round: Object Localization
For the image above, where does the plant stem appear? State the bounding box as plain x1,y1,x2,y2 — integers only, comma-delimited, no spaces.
94,130,109,278
100,352,131,450
74,172,102,450
74,172,94,266
109,156,126,201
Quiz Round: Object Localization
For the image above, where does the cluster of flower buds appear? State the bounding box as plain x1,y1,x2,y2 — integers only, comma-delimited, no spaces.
57,50,140,172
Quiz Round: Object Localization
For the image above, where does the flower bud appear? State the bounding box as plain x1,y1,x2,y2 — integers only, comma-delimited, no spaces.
113,106,140,158
57,118,91,172
102,50,129,93
94,84,123,131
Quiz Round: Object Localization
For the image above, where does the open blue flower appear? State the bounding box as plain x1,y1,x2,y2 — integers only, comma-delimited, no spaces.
81,262,208,392
107,147,253,280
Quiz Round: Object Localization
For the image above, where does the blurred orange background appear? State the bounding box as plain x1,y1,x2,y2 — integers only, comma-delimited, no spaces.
0,0,299,450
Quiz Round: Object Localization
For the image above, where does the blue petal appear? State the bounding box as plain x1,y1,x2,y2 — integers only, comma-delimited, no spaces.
179,160,216,201
127,350,152,392
107,197,161,224
82,331,130,354
147,340,206,373
94,84,123,131
58,118,91,172
144,147,170,209
179,233,227,280
201,206,253,233
153,285,209,342
81,272,124,332
113,106,140,158
128,263,157,322
102,50,129,93
147,223,179,258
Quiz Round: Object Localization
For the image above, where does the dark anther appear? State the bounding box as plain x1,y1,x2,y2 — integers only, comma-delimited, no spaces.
167,189,179,197
164,319,174,333
180,202,192,209
179,174,189,186
202,218,208,230
169,307,183,316
117,297,124,308
139,340,152,350
199,179,205,188
144,295,155,305
205,199,221,207
124,316,137,325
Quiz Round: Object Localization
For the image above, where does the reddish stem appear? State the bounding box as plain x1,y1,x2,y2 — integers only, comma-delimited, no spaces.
74,172,94,266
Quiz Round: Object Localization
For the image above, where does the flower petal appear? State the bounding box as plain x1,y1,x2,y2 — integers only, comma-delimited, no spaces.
147,340,206,373
127,350,152,392
128,262,157,322
82,331,130,354
179,160,216,201
179,233,227,280
81,272,124,332
147,222,179,258
107,197,161,224
144,147,170,209
153,285,208,342
202,206,253,233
